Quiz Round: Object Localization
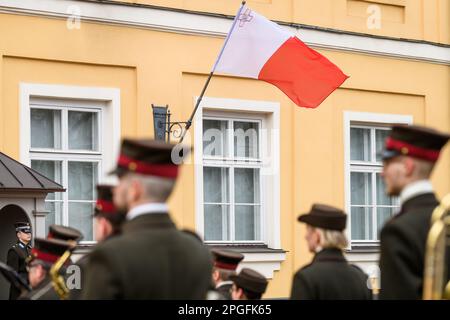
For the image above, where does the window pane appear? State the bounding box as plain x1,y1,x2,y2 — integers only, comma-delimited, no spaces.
351,206,373,240
203,120,228,157
350,128,371,161
203,167,229,203
234,121,259,158
45,201,63,231
68,111,98,151
69,202,94,241
235,205,260,241
68,162,97,200
376,207,395,239
234,168,260,204
31,160,62,201
376,173,396,206
376,129,391,162
204,204,229,241
351,172,372,205
30,109,61,149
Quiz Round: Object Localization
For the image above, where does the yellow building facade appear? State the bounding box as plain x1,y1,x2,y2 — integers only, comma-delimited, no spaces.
0,0,449,298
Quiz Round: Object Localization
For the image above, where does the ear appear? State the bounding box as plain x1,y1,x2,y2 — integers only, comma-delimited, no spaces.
36,264,47,280
131,179,143,201
403,157,416,176
212,269,220,282
237,288,244,299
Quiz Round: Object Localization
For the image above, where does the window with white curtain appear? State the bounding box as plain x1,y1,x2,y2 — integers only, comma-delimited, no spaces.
349,124,399,243
29,101,101,241
202,117,262,243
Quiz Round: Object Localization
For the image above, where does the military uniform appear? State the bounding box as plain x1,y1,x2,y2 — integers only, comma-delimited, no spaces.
291,248,371,300
21,237,73,300
211,249,244,300
82,139,212,299
82,212,212,299
6,222,32,300
70,185,124,300
379,125,450,300
229,268,268,300
19,277,59,300
291,204,371,300
380,193,440,299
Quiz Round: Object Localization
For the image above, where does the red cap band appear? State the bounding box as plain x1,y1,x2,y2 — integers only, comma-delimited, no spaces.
95,199,116,214
31,248,62,264
118,155,178,178
214,261,238,271
386,137,440,162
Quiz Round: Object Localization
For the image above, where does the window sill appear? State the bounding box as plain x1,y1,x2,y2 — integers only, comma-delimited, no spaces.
207,244,287,279
347,241,381,253
73,244,287,279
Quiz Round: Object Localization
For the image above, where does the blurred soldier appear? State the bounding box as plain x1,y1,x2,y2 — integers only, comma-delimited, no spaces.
6,222,32,300
47,224,83,243
70,185,125,299
379,125,450,299
211,249,244,300
0,262,31,297
82,139,212,299
230,268,268,300
92,185,126,242
20,238,71,300
291,204,371,300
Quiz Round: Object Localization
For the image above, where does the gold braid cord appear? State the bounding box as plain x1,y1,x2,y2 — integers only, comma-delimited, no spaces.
423,193,450,300
50,241,76,300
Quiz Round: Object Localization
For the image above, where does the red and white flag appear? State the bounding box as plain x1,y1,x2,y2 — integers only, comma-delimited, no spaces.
213,4,349,108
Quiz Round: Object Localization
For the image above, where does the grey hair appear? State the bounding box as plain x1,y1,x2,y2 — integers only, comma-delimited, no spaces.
127,173,176,202
317,228,348,250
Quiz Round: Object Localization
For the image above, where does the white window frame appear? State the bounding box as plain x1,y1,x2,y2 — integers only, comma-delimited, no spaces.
194,97,281,249
344,111,413,249
202,115,264,243
20,83,121,244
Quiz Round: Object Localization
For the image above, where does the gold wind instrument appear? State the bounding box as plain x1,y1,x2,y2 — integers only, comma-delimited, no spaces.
423,194,450,300
49,241,76,300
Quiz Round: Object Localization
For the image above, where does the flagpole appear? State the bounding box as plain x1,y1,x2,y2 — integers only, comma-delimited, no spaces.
178,1,246,144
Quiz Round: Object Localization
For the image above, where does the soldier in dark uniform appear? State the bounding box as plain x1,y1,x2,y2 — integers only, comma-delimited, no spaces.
230,268,268,300
6,222,32,300
82,139,213,299
211,249,244,299
70,185,126,299
20,237,72,300
291,204,371,300
379,124,450,299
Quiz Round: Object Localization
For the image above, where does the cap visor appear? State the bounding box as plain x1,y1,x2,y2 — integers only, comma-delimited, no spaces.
378,149,400,161
108,167,126,177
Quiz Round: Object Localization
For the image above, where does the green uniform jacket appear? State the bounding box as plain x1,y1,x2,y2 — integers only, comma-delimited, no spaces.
379,193,448,299
82,213,213,299
6,241,31,300
19,277,60,300
215,282,232,300
290,248,371,300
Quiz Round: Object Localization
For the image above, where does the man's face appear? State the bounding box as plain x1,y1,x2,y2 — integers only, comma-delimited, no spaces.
28,263,46,288
17,231,31,244
94,216,113,242
381,157,408,196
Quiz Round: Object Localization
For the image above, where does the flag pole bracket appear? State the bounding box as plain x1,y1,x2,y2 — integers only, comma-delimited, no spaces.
151,104,190,143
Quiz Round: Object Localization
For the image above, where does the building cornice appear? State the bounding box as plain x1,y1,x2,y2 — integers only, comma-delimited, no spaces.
0,0,449,65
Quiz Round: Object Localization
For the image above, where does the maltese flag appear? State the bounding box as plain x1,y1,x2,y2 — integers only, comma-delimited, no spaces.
213,4,349,108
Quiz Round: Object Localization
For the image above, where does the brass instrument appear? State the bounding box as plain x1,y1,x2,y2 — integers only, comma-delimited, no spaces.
49,241,76,300
423,193,450,300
